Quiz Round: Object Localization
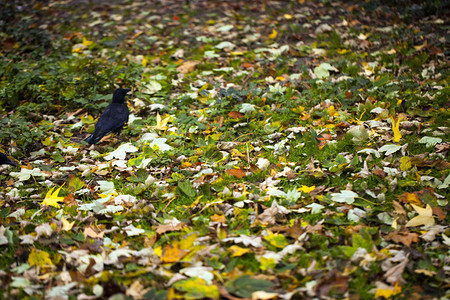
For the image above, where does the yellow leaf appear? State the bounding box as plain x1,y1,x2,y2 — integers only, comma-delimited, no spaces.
399,156,411,171
82,37,93,46
42,185,65,208
217,227,227,240
291,106,305,113
283,14,293,19
275,76,285,81
260,257,276,271
178,234,197,250
328,105,339,117
298,185,315,193
264,231,288,248
405,204,435,227
268,29,277,39
154,112,170,131
72,46,83,53
160,244,188,263
391,116,402,143
229,245,251,257
142,56,148,67
61,216,75,231
28,248,53,267
374,282,402,298
414,40,427,51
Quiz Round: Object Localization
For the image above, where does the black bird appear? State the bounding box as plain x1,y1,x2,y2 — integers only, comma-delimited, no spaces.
0,152,16,167
85,88,131,144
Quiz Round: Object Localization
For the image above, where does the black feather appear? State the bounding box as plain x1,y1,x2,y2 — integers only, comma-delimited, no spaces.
85,88,131,144
0,152,16,167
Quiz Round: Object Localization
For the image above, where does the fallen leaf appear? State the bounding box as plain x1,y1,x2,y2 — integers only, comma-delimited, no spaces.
226,168,246,178
156,222,185,234
229,245,251,257
228,111,244,119
28,248,53,267
405,204,434,227
160,244,188,263
384,229,419,247
268,28,277,39
176,60,199,74
42,185,65,208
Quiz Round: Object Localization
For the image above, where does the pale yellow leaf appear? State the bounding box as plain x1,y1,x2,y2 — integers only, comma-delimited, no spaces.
405,204,434,227
61,217,75,231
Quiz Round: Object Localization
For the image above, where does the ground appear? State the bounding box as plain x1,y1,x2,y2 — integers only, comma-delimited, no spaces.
0,0,449,299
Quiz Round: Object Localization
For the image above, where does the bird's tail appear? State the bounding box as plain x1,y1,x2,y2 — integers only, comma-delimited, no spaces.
85,131,105,144
5,157,17,167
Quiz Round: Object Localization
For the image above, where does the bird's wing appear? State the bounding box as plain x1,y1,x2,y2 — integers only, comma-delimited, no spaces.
85,104,129,144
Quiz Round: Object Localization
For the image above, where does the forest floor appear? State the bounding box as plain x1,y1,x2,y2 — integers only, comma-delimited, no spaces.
0,0,449,299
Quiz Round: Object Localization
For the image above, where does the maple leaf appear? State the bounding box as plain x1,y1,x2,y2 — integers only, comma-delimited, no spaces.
42,185,65,208
405,204,435,227
299,185,315,193
153,112,170,131
61,217,75,231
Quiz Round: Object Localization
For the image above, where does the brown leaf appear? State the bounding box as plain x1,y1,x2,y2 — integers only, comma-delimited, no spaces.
398,192,422,206
144,235,157,248
431,207,446,221
228,111,244,119
63,193,78,207
84,226,104,239
226,168,246,178
384,228,419,247
398,188,436,206
176,60,200,74
156,222,185,235
410,154,450,170
372,168,387,177
315,271,349,298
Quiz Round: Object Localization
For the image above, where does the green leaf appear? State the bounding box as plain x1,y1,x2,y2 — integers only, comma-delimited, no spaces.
313,63,337,79
378,144,402,156
174,277,219,299
178,180,196,198
331,190,358,204
225,275,274,298
418,136,442,147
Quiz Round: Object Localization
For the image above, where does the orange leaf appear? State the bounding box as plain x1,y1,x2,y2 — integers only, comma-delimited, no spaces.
161,244,188,263
211,214,226,223
176,60,199,74
226,168,246,178
228,111,244,119
398,192,422,205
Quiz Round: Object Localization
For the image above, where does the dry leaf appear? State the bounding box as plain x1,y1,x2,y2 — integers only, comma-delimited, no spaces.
228,111,244,119
176,60,199,74
405,204,435,227
226,168,246,178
